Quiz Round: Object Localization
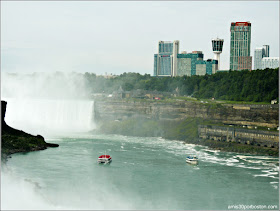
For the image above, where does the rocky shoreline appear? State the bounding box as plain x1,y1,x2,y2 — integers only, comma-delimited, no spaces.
1,101,59,162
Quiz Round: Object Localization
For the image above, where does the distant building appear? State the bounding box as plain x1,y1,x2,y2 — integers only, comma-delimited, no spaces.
254,45,279,70
154,40,179,76
254,45,270,70
261,57,279,69
212,38,224,70
196,59,218,75
263,45,270,57
230,22,252,71
154,41,217,76
238,56,252,71
112,86,125,99
254,47,264,70
177,51,204,76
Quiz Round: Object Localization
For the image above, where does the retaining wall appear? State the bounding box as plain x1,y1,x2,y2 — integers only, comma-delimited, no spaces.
198,125,279,149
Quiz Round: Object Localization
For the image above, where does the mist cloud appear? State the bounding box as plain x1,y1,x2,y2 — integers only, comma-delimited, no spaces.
1,72,90,100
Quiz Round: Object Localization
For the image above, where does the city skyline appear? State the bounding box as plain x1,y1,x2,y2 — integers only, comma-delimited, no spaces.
153,40,218,77
1,1,279,75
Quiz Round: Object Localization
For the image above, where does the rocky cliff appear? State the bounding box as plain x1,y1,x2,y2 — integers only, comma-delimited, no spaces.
94,100,279,128
1,101,59,161
94,99,279,156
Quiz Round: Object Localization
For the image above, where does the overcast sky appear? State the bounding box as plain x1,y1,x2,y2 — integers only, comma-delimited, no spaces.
1,1,279,75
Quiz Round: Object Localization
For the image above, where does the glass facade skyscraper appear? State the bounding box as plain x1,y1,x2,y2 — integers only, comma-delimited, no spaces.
158,41,173,54
263,45,270,57
154,41,179,76
254,47,264,70
230,22,252,71
254,45,270,70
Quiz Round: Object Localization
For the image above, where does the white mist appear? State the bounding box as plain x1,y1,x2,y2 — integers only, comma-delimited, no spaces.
4,98,95,136
1,72,96,136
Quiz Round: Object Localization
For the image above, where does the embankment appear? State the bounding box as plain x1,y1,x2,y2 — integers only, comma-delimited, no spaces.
94,99,279,156
94,99,279,128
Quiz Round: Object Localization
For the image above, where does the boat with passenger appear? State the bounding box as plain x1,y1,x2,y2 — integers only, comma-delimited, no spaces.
97,155,112,164
186,156,198,165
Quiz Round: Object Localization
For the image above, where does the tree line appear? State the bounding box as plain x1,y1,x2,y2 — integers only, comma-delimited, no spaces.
84,68,279,103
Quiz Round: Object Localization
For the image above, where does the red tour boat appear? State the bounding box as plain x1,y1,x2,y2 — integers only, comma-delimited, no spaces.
97,155,112,164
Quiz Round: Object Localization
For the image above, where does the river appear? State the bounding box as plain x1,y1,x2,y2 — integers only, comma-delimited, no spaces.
1,73,279,210
1,133,279,210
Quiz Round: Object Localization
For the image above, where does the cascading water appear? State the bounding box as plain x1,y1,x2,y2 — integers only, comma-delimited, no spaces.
1,72,95,137
4,98,95,136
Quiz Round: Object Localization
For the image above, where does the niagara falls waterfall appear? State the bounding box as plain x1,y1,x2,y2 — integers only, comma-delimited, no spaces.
4,99,95,136
1,72,95,136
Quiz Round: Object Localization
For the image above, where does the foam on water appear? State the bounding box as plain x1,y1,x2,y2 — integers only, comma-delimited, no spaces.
1,134,279,210
237,155,278,160
84,134,279,179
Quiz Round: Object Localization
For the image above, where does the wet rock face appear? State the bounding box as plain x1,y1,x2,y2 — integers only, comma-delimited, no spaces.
1,101,7,126
46,143,59,147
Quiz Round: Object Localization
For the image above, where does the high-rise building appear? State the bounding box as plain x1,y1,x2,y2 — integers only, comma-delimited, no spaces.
177,51,204,76
263,45,270,57
262,57,279,69
154,41,218,77
254,45,272,70
230,22,252,71
154,40,179,76
196,59,218,75
212,38,224,70
254,47,264,70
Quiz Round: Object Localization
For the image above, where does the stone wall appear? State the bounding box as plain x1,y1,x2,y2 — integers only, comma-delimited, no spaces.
198,125,279,149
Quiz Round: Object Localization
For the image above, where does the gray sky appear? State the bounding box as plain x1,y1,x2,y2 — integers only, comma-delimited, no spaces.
1,1,279,75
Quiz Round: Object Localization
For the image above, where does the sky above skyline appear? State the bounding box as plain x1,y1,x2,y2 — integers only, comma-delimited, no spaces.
1,1,279,75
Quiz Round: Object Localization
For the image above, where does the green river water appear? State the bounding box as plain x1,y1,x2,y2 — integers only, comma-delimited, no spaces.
1,133,279,210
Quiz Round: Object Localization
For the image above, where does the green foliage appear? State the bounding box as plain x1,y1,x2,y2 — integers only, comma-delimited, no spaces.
1,134,47,155
99,117,206,141
84,68,279,103
99,118,163,137
161,118,203,141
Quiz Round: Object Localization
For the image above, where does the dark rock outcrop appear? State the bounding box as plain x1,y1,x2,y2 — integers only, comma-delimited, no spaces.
1,100,59,161
46,143,59,147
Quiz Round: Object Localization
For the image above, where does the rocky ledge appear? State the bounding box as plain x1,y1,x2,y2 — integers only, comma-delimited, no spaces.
1,101,59,161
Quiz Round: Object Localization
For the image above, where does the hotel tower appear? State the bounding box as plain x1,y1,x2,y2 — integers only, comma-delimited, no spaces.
230,22,252,71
